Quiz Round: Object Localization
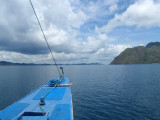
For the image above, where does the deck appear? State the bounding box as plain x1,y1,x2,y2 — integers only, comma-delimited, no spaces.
0,78,73,120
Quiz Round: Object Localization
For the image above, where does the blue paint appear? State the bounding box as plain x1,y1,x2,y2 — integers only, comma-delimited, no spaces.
33,87,65,100
33,88,52,100
0,78,73,120
49,104,71,120
61,78,68,84
18,116,48,120
45,88,66,100
0,103,29,120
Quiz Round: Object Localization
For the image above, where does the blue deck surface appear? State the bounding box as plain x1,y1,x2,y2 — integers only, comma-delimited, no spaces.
0,78,73,120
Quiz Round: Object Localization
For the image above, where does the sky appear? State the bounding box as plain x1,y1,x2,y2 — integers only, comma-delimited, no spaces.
0,0,160,64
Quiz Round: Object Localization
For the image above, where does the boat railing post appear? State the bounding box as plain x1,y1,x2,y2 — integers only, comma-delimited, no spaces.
60,67,64,79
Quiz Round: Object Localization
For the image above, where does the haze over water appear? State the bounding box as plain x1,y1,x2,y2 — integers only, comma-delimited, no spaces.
0,65,160,120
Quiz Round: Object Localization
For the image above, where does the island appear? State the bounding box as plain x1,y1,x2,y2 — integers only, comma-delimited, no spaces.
110,42,160,64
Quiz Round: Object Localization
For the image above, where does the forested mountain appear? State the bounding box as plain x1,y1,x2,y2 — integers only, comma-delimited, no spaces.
111,42,160,64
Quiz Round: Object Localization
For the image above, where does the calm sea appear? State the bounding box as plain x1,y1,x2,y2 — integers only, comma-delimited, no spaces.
0,65,160,120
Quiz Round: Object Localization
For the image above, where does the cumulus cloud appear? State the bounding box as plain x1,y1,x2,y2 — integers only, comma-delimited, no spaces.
78,0,119,23
99,0,160,33
0,0,132,64
0,43,130,64
0,0,88,55
33,0,88,29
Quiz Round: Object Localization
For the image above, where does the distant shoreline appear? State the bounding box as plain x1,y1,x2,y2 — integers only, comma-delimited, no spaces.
0,61,102,66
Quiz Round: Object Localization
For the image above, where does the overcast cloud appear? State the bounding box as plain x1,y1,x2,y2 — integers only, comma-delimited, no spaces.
0,0,159,64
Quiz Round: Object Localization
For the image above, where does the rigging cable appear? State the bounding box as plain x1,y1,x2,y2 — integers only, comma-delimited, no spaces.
29,0,62,77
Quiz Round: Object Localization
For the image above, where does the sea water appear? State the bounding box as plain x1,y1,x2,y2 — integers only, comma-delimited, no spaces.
0,65,160,120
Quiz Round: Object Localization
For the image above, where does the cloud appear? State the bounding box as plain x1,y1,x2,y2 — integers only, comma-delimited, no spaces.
109,4,118,13
0,42,130,64
34,0,88,29
0,0,88,55
0,0,132,64
78,0,119,23
99,0,160,33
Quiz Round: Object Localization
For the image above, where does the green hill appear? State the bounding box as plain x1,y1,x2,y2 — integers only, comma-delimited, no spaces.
110,42,160,64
